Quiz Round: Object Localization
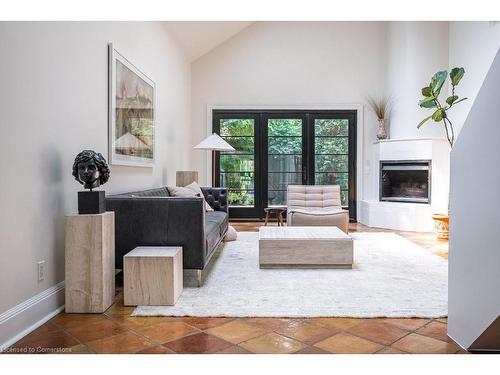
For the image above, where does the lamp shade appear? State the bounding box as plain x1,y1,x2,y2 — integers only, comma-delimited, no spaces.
193,133,235,151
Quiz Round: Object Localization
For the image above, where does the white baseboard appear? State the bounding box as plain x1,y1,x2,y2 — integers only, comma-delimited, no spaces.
0,281,65,352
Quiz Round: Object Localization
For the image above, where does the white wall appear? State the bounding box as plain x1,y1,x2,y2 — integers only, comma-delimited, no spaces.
449,22,500,136
191,21,388,202
0,22,191,315
448,48,500,350
387,22,449,140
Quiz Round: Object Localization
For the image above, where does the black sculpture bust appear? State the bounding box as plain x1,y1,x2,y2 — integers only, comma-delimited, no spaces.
72,150,110,214
72,150,110,191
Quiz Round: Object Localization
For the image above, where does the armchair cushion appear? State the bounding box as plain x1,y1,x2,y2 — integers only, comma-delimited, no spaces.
286,185,349,233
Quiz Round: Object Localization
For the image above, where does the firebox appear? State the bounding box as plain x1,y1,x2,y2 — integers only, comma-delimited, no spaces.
380,160,431,204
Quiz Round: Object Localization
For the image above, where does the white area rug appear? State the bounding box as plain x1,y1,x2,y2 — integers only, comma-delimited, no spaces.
133,232,447,318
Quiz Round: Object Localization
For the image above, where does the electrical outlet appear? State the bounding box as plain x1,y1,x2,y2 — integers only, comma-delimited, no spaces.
37,260,45,282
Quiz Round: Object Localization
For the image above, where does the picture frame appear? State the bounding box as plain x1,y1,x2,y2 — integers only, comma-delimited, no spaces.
108,43,156,167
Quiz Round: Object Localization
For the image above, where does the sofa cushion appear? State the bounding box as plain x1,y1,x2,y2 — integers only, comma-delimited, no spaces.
205,219,220,256
206,211,228,236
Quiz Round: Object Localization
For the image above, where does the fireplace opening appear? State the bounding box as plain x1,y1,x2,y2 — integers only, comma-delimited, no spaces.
380,160,431,204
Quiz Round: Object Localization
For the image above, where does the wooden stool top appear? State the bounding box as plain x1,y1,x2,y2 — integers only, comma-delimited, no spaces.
124,246,182,258
264,207,286,213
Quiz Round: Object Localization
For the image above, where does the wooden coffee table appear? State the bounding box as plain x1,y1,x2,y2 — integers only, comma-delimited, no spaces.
259,226,353,269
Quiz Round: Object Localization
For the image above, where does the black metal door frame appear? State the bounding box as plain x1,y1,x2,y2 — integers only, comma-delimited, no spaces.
213,109,357,221
308,111,357,220
261,111,308,214
213,111,261,218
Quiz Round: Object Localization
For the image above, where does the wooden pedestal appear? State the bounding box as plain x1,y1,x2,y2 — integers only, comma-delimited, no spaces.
176,171,198,187
65,211,115,313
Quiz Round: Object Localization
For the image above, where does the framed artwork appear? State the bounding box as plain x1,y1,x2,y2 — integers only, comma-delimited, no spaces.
108,43,155,167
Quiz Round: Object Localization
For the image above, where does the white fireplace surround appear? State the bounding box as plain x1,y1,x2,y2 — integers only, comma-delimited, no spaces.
359,138,450,232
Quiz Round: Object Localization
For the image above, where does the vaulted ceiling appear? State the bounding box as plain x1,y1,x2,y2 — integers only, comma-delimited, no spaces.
163,21,253,62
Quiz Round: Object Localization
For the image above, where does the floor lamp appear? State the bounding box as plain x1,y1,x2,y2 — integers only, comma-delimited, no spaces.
194,133,235,187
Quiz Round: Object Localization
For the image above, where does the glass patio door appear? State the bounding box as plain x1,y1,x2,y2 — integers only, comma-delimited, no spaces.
263,114,307,207
213,110,357,220
310,113,355,218
213,112,261,218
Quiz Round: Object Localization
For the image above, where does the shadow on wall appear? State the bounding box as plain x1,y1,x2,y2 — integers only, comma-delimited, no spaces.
34,146,66,281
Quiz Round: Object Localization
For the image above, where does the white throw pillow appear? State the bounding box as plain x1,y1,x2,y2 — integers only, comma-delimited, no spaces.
224,225,237,242
184,181,214,212
167,186,200,198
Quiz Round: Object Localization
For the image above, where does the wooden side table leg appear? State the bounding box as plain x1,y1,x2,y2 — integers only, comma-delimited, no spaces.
278,212,283,226
264,211,269,226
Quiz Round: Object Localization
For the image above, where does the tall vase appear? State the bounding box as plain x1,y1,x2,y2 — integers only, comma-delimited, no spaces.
377,119,387,140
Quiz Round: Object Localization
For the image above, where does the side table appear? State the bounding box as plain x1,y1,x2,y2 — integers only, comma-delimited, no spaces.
264,207,286,226
124,247,183,306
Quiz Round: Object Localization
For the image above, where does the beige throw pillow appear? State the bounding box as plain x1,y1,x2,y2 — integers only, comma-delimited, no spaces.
167,182,214,212
167,186,200,198
184,182,214,212
223,225,237,242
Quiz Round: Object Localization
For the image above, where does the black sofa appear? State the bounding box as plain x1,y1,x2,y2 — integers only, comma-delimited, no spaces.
106,186,228,286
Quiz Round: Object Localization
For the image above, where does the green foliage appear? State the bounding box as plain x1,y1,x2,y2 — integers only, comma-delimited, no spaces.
446,95,459,106
417,67,467,147
315,155,348,173
432,109,444,122
430,70,447,96
223,137,254,153
220,119,254,136
450,67,465,86
451,97,467,106
421,86,433,97
228,191,254,206
268,119,302,136
315,138,348,154
315,119,348,136
417,114,433,129
220,119,256,206
219,118,350,206
419,97,437,108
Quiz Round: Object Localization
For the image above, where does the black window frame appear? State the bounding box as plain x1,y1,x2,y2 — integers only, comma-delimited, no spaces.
213,109,357,221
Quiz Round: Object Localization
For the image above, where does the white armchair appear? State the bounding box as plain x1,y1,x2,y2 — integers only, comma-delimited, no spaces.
286,185,349,233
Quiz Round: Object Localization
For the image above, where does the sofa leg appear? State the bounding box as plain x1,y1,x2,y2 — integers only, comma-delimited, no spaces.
196,270,203,287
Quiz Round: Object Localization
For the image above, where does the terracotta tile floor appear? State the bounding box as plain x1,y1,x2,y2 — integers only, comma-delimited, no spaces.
5,222,464,354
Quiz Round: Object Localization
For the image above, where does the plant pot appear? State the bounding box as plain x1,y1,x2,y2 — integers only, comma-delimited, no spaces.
432,213,449,240
376,119,387,140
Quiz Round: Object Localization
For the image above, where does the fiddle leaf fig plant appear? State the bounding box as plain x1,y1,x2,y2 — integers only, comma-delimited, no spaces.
417,67,467,147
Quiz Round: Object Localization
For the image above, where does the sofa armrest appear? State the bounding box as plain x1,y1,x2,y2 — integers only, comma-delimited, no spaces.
106,196,206,269
201,187,228,213
164,197,206,269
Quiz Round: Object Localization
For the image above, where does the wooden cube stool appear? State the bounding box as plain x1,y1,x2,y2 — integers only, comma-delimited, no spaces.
124,247,183,306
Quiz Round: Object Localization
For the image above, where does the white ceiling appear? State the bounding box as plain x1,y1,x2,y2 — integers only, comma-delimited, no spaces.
163,21,252,62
